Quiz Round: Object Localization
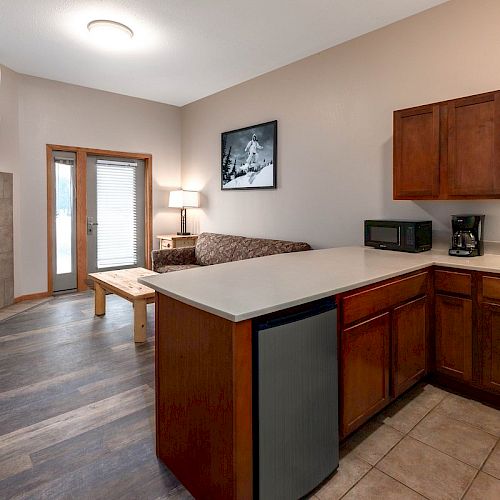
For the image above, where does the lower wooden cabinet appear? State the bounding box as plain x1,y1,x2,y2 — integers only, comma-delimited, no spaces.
392,296,428,398
339,272,430,437
341,313,391,436
481,302,500,393
435,294,473,382
339,267,500,439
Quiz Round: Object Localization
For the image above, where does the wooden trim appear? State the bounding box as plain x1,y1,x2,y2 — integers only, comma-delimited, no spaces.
471,271,481,384
47,144,152,161
144,156,153,269
154,292,160,457
14,291,51,303
232,320,253,500
394,89,500,115
76,151,87,291
427,266,436,374
431,104,441,198
46,145,154,294
46,146,54,294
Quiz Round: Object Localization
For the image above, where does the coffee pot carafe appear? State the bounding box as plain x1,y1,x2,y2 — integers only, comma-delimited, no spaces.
449,215,484,257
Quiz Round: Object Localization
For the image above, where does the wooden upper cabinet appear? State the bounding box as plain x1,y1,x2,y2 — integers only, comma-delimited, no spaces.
394,105,440,199
394,90,500,199
448,92,500,197
435,294,473,382
392,296,428,398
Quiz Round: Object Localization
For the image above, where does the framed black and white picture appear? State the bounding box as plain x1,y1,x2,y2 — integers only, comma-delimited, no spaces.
221,120,277,190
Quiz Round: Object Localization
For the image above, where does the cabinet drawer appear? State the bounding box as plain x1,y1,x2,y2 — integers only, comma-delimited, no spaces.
342,272,428,325
160,240,172,249
483,276,500,301
435,270,472,296
175,238,196,248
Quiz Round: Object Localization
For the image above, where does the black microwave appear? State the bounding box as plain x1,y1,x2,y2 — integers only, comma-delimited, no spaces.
364,220,432,253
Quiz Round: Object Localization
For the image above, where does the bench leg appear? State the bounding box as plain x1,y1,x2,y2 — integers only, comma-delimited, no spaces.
133,299,147,343
95,283,106,316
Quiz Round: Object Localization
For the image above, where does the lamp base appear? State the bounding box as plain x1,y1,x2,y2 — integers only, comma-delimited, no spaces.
177,208,191,236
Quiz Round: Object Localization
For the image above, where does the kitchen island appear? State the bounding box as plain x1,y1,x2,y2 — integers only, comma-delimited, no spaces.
139,246,500,499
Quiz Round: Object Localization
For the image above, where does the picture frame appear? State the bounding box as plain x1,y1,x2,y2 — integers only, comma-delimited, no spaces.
221,120,277,190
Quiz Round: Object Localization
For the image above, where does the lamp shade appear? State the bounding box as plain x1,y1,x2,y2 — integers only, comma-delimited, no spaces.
168,190,200,208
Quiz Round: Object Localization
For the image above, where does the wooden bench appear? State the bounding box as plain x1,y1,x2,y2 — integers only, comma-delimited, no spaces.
89,268,158,342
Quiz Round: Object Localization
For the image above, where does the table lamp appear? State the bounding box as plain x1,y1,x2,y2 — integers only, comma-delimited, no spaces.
169,190,200,235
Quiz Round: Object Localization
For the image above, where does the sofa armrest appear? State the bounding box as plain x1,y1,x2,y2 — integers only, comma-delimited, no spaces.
151,247,197,272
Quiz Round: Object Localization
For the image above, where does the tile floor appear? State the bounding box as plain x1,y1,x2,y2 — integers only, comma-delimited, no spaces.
313,384,500,500
0,297,50,322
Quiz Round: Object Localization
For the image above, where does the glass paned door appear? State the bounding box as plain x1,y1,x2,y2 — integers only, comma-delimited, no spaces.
86,156,145,274
52,151,77,292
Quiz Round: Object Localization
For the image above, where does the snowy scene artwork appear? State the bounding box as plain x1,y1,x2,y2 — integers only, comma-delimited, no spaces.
221,120,277,190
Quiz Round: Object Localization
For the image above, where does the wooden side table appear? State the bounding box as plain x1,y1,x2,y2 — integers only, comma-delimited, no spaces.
157,234,198,250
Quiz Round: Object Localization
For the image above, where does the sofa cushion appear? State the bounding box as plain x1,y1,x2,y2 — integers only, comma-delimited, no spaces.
195,233,242,266
156,264,200,273
194,232,311,266
151,246,196,273
232,237,311,261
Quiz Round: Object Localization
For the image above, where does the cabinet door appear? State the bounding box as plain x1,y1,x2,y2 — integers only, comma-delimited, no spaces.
341,313,390,437
393,104,440,199
435,294,473,381
392,296,427,398
447,92,500,197
481,302,500,393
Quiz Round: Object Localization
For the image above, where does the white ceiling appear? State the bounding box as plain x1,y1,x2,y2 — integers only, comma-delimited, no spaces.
0,0,448,106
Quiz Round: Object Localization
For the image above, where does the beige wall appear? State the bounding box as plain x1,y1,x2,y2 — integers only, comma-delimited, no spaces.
181,0,500,248
1,67,181,297
5,0,500,296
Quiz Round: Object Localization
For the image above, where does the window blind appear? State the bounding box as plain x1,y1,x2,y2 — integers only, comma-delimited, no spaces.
96,159,138,269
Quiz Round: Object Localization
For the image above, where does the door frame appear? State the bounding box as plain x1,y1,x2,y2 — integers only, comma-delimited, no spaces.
47,144,153,293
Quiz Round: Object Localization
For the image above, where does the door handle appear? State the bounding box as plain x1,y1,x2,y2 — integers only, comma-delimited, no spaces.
87,217,98,235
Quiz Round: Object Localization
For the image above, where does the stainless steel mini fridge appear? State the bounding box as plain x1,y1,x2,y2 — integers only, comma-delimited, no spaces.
253,298,339,500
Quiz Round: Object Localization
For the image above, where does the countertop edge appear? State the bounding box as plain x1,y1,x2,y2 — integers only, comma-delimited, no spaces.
138,252,500,322
139,261,435,322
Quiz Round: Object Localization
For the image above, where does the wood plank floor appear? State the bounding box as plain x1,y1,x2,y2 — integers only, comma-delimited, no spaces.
0,292,193,499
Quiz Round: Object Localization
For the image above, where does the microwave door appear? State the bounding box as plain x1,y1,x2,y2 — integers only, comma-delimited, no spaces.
369,225,400,248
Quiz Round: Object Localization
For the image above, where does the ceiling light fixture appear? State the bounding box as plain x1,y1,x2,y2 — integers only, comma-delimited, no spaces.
87,19,134,45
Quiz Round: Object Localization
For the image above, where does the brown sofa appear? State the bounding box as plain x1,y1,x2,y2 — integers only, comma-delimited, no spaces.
152,232,311,273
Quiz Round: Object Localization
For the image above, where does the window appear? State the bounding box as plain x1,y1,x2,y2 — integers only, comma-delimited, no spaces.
54,157,75,276
96,159,139,268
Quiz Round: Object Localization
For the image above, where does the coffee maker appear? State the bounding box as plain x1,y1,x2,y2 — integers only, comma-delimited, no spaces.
449,215,485,257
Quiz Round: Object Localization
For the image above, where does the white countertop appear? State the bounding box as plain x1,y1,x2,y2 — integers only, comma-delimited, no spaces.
138,246,500,322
